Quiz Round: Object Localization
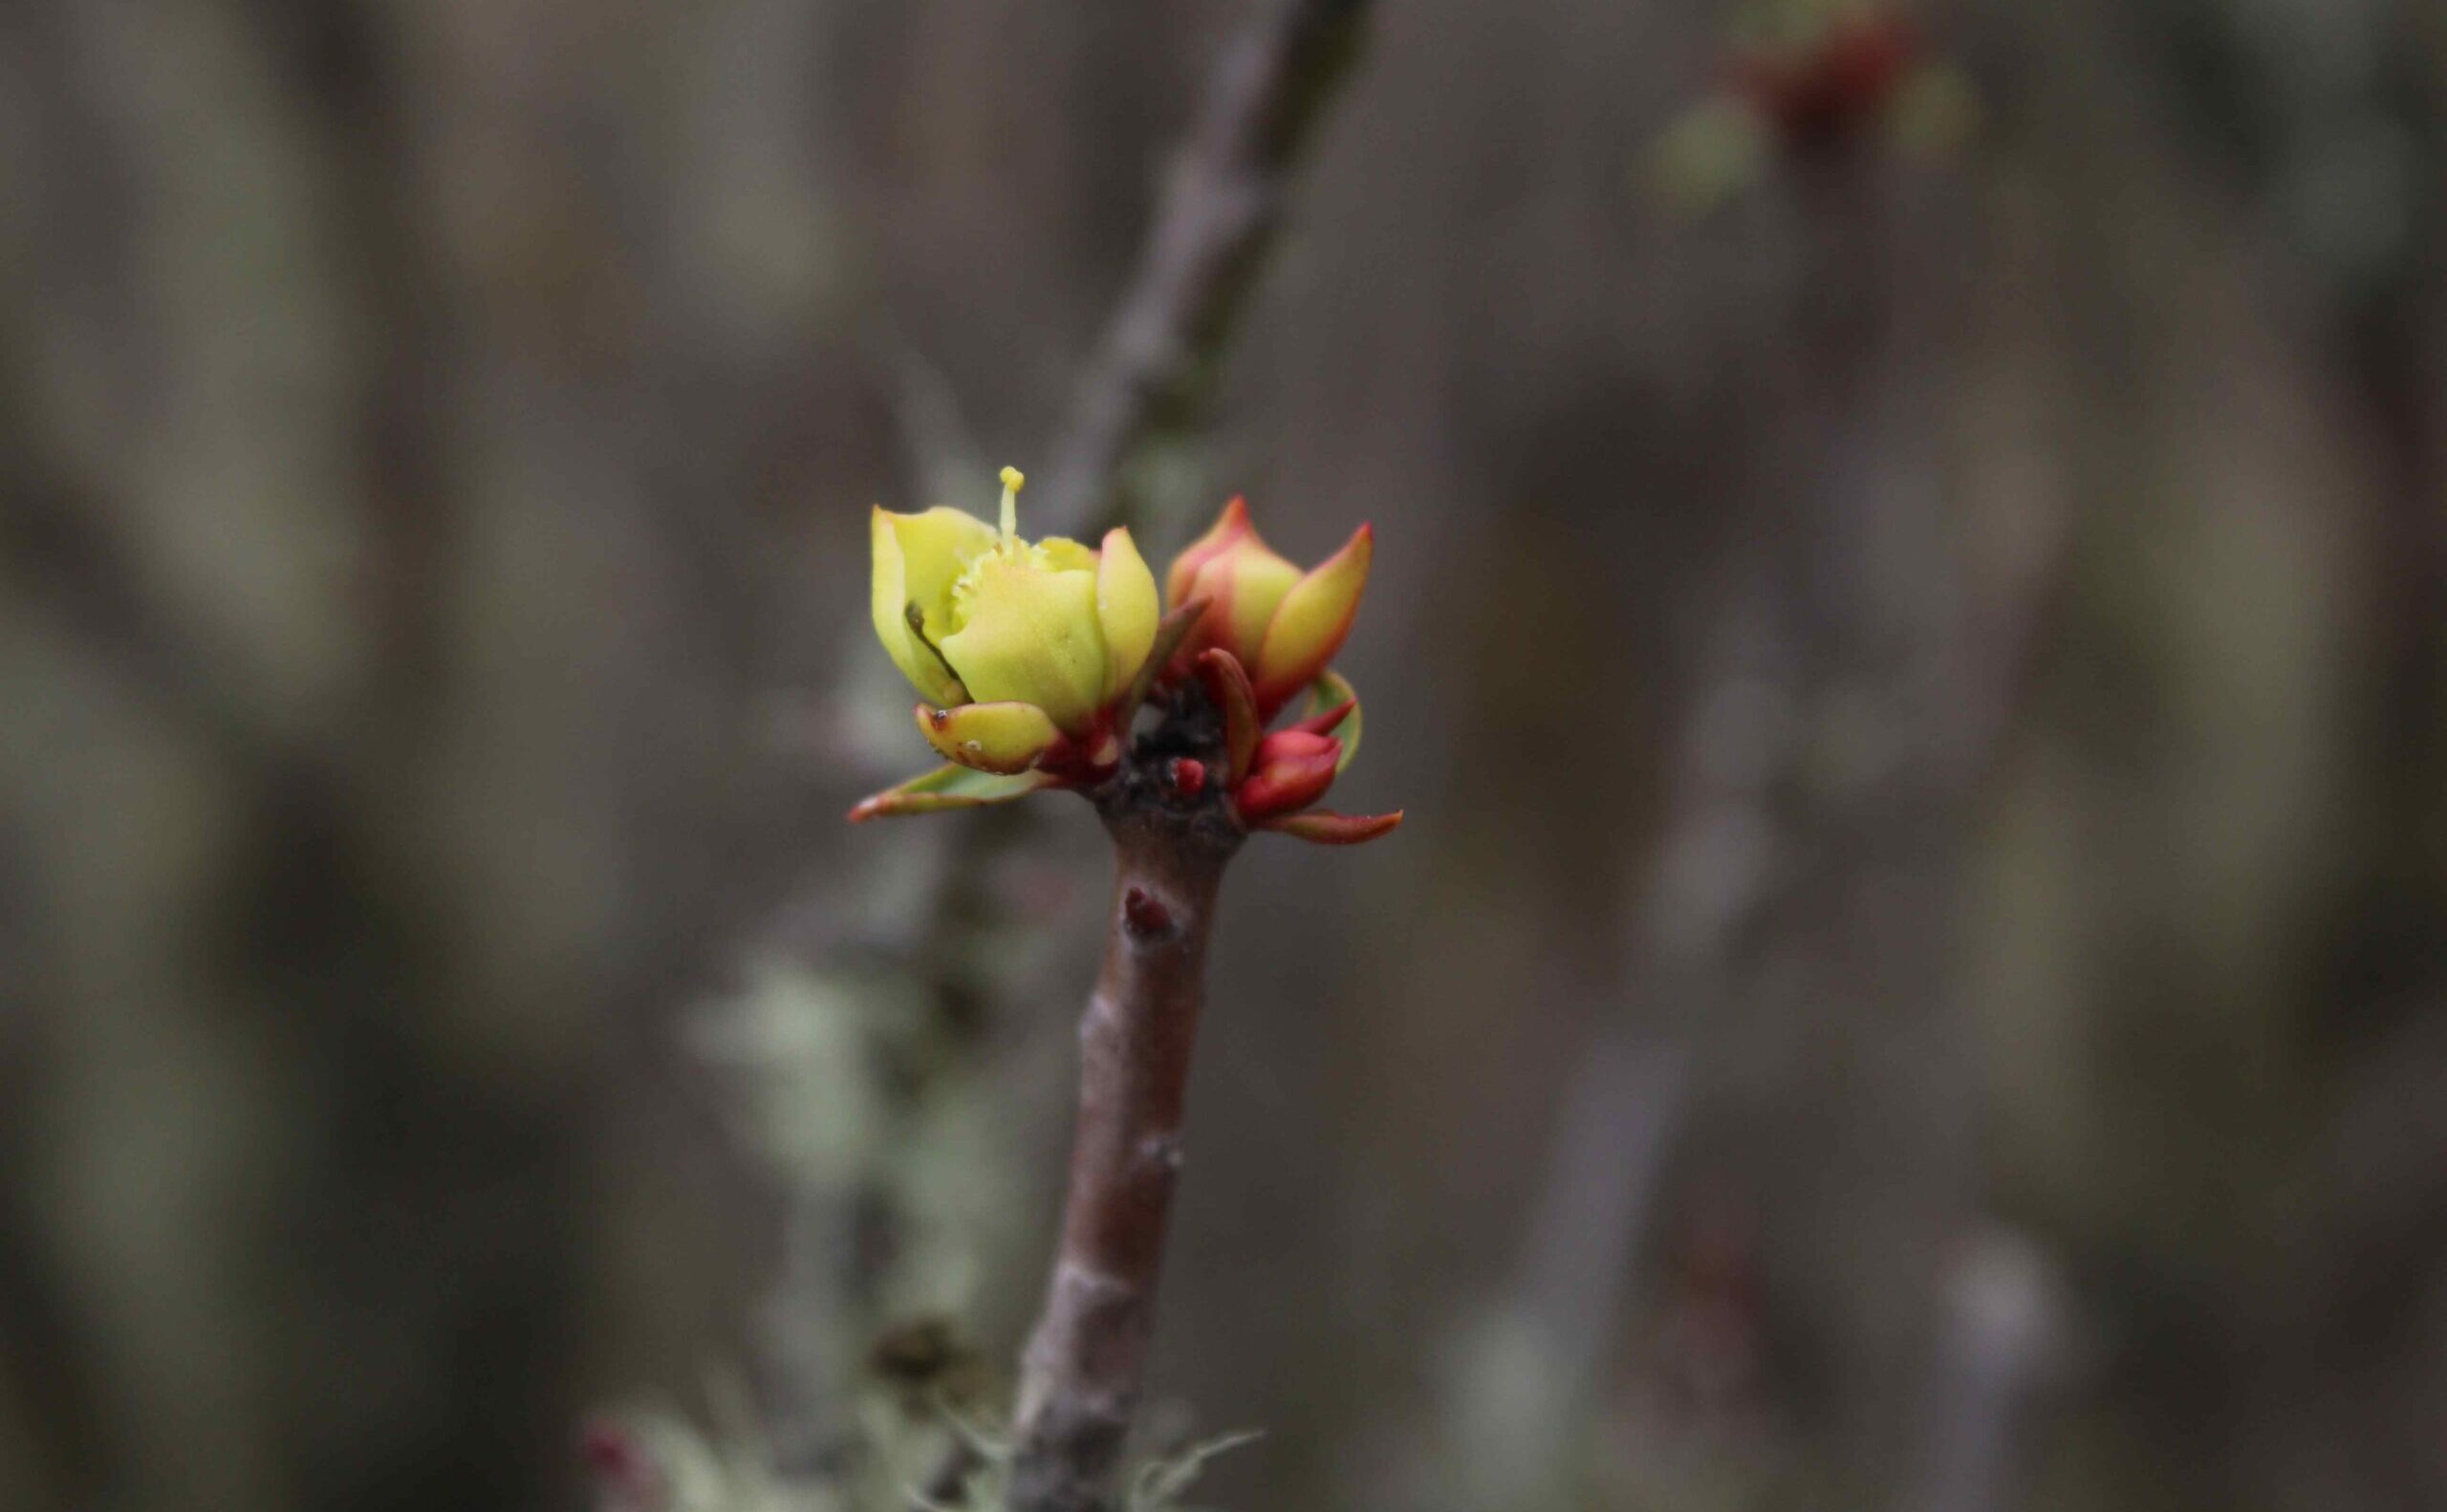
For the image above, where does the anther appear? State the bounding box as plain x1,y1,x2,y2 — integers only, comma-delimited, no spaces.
998,464,1025,538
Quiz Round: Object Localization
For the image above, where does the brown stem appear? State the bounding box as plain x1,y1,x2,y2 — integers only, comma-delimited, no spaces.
1006,809,1240,1512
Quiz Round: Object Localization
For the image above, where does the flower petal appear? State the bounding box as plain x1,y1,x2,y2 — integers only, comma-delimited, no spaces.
1257,809,1404,845
1038,536,1100,573
1095,528,1160,702
1164,496,1254,607
1191,544,1303,670
847,764,1058,822
914,700,1064,774
872,507,984,704
1254,524,1371,713
888,508,998,621
939,556,1107,735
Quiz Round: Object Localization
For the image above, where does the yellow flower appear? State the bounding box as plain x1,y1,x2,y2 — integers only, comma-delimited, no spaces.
1165,497,1373,717
854,483,1399,841
871,467,1159,774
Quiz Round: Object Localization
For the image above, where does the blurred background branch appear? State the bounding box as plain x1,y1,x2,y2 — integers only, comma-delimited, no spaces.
1036,0,1372,539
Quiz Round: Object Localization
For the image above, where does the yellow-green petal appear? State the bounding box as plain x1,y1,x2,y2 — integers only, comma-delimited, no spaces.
1095,528,1159,701
1038,536,1099,573
1165,497,1253,608
1254,524,1372,706
893,508,1001,626
871,509,962,703
870,506,997,703
915,700,1064,774
1193,548,1302,667
939,556,1108,735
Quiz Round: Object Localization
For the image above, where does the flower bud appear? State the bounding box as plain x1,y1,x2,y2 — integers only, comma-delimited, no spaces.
1166,499,1373,718
1234,728,1344,822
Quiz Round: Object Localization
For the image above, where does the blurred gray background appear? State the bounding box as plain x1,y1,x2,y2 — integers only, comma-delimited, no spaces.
3,1,2444,1509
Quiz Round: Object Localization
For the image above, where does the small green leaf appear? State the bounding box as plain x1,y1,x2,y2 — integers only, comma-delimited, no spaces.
848,765,1058,822
1303,668,1361,774
1129,1429,1264,1510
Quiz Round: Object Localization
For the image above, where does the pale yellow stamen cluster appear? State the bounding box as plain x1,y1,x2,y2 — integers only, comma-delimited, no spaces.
950,467,1047,628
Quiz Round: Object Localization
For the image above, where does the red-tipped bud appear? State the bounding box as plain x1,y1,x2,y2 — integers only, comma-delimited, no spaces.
1235,729,1343,821
1163,501,1374,718
1169,757,1208,798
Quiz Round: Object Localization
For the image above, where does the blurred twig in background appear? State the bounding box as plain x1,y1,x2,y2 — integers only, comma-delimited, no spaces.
1036,0,1374,541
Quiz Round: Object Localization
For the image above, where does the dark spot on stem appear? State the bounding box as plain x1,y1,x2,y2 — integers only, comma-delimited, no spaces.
1121,886,1174,940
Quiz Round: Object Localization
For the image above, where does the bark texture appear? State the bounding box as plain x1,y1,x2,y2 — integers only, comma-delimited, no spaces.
1006,810,1239,1512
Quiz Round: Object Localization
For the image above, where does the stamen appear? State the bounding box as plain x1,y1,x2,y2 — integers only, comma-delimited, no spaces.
951,470,1048,628
998,465,1025,540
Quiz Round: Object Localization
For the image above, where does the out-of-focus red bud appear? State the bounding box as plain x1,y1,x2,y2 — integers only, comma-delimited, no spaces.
1236,729,1343,821
1733,12,1917,147
1832,16,1915,99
